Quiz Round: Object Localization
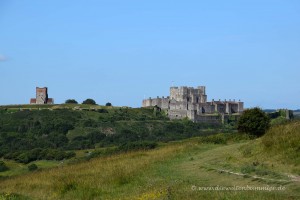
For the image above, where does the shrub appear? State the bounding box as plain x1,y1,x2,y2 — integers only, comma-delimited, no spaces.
65,99,78,104
28,163,38,171
82,99,96,105
0,161,9,172
106,102,112,106
237,107,270,137
200,134,227,144
17,153,30,164
97,109,108,113
117,141,158,152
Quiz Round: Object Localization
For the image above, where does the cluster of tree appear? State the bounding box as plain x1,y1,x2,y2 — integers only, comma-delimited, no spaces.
0,110,80,163
65,98,112,106
67,119,223,150
65,98,96,105
0,107,225,163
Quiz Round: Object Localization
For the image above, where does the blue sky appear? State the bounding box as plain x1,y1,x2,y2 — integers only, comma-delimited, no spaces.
0,0,299,109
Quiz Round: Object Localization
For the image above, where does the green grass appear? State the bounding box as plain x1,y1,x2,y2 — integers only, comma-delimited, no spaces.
262,121,300,165
66,127,95,140
0,159,62,177
0,136,299,200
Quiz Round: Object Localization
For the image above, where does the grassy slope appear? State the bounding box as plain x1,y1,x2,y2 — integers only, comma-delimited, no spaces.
0,137,299,200
0,106,299,199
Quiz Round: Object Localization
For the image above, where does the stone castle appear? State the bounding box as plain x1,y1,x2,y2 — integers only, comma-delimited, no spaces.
142,86,244,123
30,87,54,104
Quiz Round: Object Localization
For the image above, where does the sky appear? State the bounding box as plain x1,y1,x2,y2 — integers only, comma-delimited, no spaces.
0,0,299,109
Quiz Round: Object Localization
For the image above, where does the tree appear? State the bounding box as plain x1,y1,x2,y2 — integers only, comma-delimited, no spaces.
237,107,270,137
105,102,112,106
65,99,78,104
82,99,96,105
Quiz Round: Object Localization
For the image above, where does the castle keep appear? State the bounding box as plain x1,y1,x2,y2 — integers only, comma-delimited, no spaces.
30,87,54,104
142,86,244,123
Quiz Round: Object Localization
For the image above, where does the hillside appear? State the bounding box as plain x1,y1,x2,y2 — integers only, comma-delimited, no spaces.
0,105,299,199
0,125,299,199
0,104,225,165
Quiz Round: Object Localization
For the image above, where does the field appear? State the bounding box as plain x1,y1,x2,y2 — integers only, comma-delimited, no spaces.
0,132,299,200
0,106,299,199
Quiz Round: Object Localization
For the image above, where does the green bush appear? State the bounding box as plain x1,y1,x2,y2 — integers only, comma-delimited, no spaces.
97,109,108,113
28,163,38,171
106,102,112,106
82,99,96,105
117,141,158,152
0,161,9,172
237,107,270,137
65,99,78,104
200,134,227,144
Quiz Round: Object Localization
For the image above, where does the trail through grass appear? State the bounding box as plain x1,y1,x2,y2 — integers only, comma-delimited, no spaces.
0,138,299,199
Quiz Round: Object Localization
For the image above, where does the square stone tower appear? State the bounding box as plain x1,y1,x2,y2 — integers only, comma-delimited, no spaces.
30,87,54,104
170,86,207,103
36,87,48,104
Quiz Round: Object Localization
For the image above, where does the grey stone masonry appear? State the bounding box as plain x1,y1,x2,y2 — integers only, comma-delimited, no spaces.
142,86,244,123
30,87,54,104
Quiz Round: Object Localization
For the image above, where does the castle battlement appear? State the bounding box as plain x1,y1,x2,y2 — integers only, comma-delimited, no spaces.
142,86,244,123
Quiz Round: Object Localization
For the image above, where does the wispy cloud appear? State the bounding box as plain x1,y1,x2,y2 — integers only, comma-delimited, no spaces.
0,54,7,61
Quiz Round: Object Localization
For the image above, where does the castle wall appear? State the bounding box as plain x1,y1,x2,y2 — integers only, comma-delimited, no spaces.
225,102,240,114
142,97,169,109
168,109,187,119
214,103,226,113
199,103,215,114
194,115,221,124
142,86,244,124
161,98,169,109
238,102,244,113
187,102,196,111
230,104,239,113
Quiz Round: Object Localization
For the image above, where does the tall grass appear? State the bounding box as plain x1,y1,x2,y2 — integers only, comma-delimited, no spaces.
0,137,298,199
0,143,186,200
262,121,300,165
